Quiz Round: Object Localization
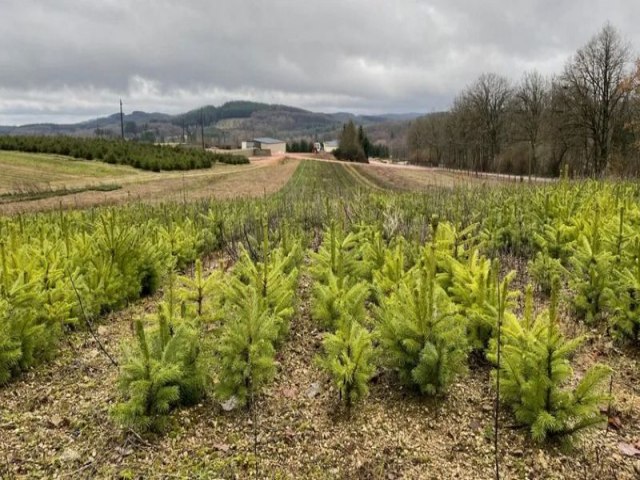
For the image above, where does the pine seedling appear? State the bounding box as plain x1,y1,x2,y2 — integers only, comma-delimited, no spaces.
568,235,614,324
447,250,502,350
215,285,278,407
0,299,22,384
311,272,369,330
490,280,612,442
377,248,468,395
372,240,407,304
319,315,375,407
112,311,206,433
607,237,640,343
112,319,182,433
177,259,222,322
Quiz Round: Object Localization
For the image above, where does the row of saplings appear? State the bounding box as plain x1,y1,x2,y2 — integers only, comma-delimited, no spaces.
0,212,207,385
112,224,303,432
310,221,611,443
111,220,611,443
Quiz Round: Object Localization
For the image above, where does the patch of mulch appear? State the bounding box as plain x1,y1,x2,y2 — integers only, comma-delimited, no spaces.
1,269,638,479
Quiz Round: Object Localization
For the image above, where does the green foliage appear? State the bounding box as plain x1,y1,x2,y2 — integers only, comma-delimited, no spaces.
0,135,248,171
446,251,502,350
490,284,612,442
377,250,468,395
529,252,566,295
0,299,21,384
319,317,375,406
568,235,614,323
607,238,640,343
310,222,370,328
215,285,279,406
309,222,368,283
225,225,300,342
177,259,223,322
312,273,369,329
112,311,206,433
334,121,367,163
371,241,408,303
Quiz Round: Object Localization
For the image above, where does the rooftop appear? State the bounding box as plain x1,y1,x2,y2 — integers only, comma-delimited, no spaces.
253,137,284,144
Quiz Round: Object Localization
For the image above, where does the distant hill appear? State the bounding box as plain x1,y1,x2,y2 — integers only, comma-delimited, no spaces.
0,101,423,151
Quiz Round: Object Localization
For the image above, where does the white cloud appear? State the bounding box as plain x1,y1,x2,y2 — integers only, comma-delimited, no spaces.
0,0,638,125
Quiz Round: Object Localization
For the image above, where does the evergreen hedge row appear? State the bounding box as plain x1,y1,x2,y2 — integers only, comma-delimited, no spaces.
0,135,249,171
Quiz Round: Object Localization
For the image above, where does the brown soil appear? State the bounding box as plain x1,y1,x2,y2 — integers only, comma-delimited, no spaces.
1,265,638,479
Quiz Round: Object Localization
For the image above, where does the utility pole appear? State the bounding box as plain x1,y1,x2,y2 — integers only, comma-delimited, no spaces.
119,99,125,140
200,108,205,150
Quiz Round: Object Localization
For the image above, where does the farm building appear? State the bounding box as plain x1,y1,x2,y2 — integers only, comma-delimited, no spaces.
241,140,256,150
252,137,286,154
323,140,338,153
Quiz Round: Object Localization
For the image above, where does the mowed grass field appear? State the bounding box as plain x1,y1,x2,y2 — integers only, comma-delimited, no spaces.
0,151,299,214
0,151,140,193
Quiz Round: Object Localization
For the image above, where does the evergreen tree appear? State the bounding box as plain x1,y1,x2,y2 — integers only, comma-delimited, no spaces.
490,282,612,442
607,237,640,343
335,121,367,162
312,273,369,329
112,311,206,433
215,285,278,406
319,316,375,407
224,223,299,342
568,235,614,323
310,222,370,328
177,259,223,322
447,251,502,350
377,250,468,395
0,299,21,384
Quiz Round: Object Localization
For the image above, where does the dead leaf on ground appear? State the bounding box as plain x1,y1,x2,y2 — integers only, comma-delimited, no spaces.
618,442,640,458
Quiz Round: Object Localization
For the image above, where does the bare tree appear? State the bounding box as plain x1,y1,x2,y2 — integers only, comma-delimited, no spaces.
406,113,448,165
561,23,631,176
513,71,549,178
466,73,512,172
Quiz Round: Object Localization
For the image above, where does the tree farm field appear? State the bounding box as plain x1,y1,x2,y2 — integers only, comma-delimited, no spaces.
0,155,639,480
0,151,299,214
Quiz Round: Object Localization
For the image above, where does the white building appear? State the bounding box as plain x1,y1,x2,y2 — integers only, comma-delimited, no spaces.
252,137,286,154
241,140,256,150
323,140,338,153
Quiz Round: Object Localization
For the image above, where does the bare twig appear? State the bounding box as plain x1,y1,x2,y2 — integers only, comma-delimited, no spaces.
66,270,118,368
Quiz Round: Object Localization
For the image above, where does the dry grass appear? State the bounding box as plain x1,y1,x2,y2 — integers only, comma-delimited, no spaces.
0,157,299,214
0,151,140,194
355,164,517,190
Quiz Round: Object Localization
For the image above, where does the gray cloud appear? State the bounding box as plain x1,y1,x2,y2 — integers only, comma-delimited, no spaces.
0,0,638,125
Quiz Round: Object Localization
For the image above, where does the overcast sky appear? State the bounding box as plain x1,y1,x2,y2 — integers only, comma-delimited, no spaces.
1,0,639,125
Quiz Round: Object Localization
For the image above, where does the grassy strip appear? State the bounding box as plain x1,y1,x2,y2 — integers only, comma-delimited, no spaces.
0,183,122,204
346,164,394,191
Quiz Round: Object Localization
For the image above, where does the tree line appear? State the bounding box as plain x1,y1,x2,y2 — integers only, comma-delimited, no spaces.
407,24,640,177
286,125,390,160
335,121,390,162
0,136,249,171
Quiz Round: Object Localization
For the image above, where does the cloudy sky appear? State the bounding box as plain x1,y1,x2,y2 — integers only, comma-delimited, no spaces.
1,0,639,125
